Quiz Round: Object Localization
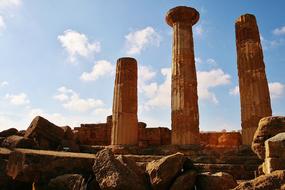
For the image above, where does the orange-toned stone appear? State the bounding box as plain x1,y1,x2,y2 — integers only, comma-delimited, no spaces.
166,6,200,145
111,58,138,145
200,132,242,147
235,14,272,145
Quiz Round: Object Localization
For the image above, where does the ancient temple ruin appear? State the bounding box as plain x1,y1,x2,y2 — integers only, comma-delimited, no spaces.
111,57,139,145
1,5,284,190
166,6,200,145
235,14,272,145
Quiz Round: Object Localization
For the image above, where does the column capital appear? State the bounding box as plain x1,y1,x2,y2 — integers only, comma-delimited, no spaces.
166,6,199,27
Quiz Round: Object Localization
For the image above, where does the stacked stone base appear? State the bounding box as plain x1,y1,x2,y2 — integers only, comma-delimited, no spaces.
80,144,261,180
262,133,285,174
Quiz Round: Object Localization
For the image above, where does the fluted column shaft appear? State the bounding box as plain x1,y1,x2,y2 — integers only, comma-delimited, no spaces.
111,57,138,145
235,14,272,145
166,6,200,145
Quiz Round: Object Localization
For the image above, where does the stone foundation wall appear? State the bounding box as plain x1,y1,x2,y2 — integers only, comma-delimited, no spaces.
138,127,171,147
200,132,242,147
75,124,171,147
74,122,241,148
74,124,112,145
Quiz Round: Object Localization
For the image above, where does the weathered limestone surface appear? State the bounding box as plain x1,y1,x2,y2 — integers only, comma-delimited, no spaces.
24,116,65,149
0,128,18,137
200,132,242,147
6,148,95,183
138,127,171,147
48,174,87,190
196,172,237,190
93,149,147,190
111,58,138,145
1,135,36,149
233,170,285,190
262,133,285,174
170,170,197,190
166,6,200,145
235,14,272,145
146,152,191,190
252,116,285,159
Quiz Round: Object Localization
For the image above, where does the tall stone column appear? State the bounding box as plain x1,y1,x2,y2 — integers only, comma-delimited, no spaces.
111,57,138,145
235,14,272,145
166,6,200,145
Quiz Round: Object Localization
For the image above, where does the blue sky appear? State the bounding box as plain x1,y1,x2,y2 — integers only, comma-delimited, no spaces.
0,0,284,131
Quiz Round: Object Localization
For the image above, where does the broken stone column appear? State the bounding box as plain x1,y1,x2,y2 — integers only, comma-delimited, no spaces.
166,6,200,145
111,57,138,145
235,14,272,145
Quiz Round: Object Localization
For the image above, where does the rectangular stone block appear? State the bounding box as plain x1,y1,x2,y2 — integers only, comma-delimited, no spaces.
262,157,285,174
6,148,96,183
265,133,285,159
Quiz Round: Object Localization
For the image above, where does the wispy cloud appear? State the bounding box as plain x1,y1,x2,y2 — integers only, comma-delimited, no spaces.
273,26,285,36
80,60,114,82
0,16,6,31
54,86,104,112
125,26,161,55
58,30,101,63
0,81,8,87
0,0,22,9
5,93,30,106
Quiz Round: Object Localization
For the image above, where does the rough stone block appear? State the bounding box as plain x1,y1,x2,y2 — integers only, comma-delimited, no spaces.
265,132,285,159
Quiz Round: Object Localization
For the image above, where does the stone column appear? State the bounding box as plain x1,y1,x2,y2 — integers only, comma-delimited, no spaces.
166,6,200,145
111,57,138,145
235,14,272,145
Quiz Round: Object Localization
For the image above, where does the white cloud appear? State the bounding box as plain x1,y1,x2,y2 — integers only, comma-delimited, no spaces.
229,85,239,96
197,69,231,104
58,29,101,63
54,86,104,112
0,16,6,31
269,82,285,99
125,26,161,55
80,60,114,81
0,81,8,87
229,82,285,99
5,93,30,106
142,67,231,108
273,26,285,36
138,66,157,97
0,0,21,9
261,34,284,49
145,68,171,107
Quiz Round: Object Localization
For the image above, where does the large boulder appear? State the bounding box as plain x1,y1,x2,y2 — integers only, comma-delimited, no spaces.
25,116,65,149
48,174,86,190
170,170,197,190
233,170,285,190
252,116,285,159
0,128,18,137
196,172,237,190
1,135,36,149
93,149,147,190
24,116,79,151
146,152,187,190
